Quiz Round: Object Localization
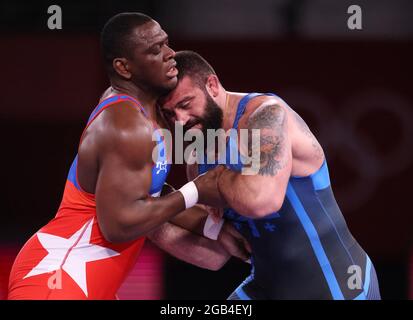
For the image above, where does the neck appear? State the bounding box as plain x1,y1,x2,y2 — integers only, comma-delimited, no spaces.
110,79,159,121
221,90,244,132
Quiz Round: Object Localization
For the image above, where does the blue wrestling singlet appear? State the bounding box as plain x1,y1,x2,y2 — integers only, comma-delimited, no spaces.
199,93,381,300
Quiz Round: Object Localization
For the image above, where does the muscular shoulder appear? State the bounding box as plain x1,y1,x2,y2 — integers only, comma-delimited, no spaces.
238,96,287,131
95,101,155,168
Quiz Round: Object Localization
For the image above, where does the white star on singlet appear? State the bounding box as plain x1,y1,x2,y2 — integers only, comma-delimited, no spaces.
24,218,120,297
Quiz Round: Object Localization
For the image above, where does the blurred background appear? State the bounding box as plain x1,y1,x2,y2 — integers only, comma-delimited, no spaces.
0,0,412,299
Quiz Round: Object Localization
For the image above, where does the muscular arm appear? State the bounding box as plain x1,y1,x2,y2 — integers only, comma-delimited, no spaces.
217,101,292,218
167,165,209,236
169,205,209,236
167,169,251,262
147,222,230,271
95,104,187,243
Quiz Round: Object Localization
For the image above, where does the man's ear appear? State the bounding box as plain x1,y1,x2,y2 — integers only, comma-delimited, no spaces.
205,75,220,98
113,58,132,79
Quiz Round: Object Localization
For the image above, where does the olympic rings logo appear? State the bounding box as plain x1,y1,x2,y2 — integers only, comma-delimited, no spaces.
282,88,413,211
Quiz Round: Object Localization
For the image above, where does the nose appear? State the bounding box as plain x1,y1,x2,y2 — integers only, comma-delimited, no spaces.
164,44,176,61
175,109,190,125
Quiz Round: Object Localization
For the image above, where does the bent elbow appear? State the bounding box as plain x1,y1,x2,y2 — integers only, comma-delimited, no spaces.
99,217,143,243
206,264,223,271
243,196,283,219
103,233,122,244
100,226,128,243
207,257,228,271
200,255,229,271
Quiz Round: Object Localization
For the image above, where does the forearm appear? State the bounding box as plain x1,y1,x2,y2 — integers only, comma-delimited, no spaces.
169,205,209,236
148,222,230,271
98,191,187,242
163,182,209,236
217,168,276,218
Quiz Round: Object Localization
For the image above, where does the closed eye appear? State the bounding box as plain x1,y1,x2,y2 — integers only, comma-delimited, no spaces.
162,109,175,119
151,45,161,54
179,102,190,110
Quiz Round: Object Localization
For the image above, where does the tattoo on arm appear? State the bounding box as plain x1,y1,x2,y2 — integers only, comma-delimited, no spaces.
294,111,312,136
247,104,288,176
289,107,324,161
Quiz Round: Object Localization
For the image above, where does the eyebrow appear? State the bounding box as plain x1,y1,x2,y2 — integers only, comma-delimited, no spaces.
175,96,193,108
162,95,193,111
148,35,168,50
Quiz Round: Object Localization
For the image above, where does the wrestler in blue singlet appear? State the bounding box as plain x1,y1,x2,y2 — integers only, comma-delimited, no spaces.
199,93,381,300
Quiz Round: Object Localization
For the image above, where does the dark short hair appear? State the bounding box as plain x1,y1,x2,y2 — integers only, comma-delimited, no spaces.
175,51,217,89
101,12,153,72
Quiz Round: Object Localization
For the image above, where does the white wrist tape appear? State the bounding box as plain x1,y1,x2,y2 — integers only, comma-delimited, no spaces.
203,213,225,240
178,181,199,209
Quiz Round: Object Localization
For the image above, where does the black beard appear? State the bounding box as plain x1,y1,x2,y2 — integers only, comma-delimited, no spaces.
184,93,223,134
200,93,224,134
183,93,223,154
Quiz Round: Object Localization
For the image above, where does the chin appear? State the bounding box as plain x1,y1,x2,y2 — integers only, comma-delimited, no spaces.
156,80,177,96
165,77,178,89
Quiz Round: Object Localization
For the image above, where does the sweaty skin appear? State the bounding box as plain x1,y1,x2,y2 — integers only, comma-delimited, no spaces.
215,94,325,218
159,51,380,299
76,20,186,242
79,21,250,261
7,18,251,301
161,75,324,217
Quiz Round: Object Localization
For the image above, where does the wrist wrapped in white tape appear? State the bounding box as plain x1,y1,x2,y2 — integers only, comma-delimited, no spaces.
178,181,199,209
203,213,225,240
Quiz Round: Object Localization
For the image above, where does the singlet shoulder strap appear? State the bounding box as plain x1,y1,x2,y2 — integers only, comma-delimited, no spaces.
232,93,264,129
232,92,280,129
79,94,149,147
86,94,148,127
